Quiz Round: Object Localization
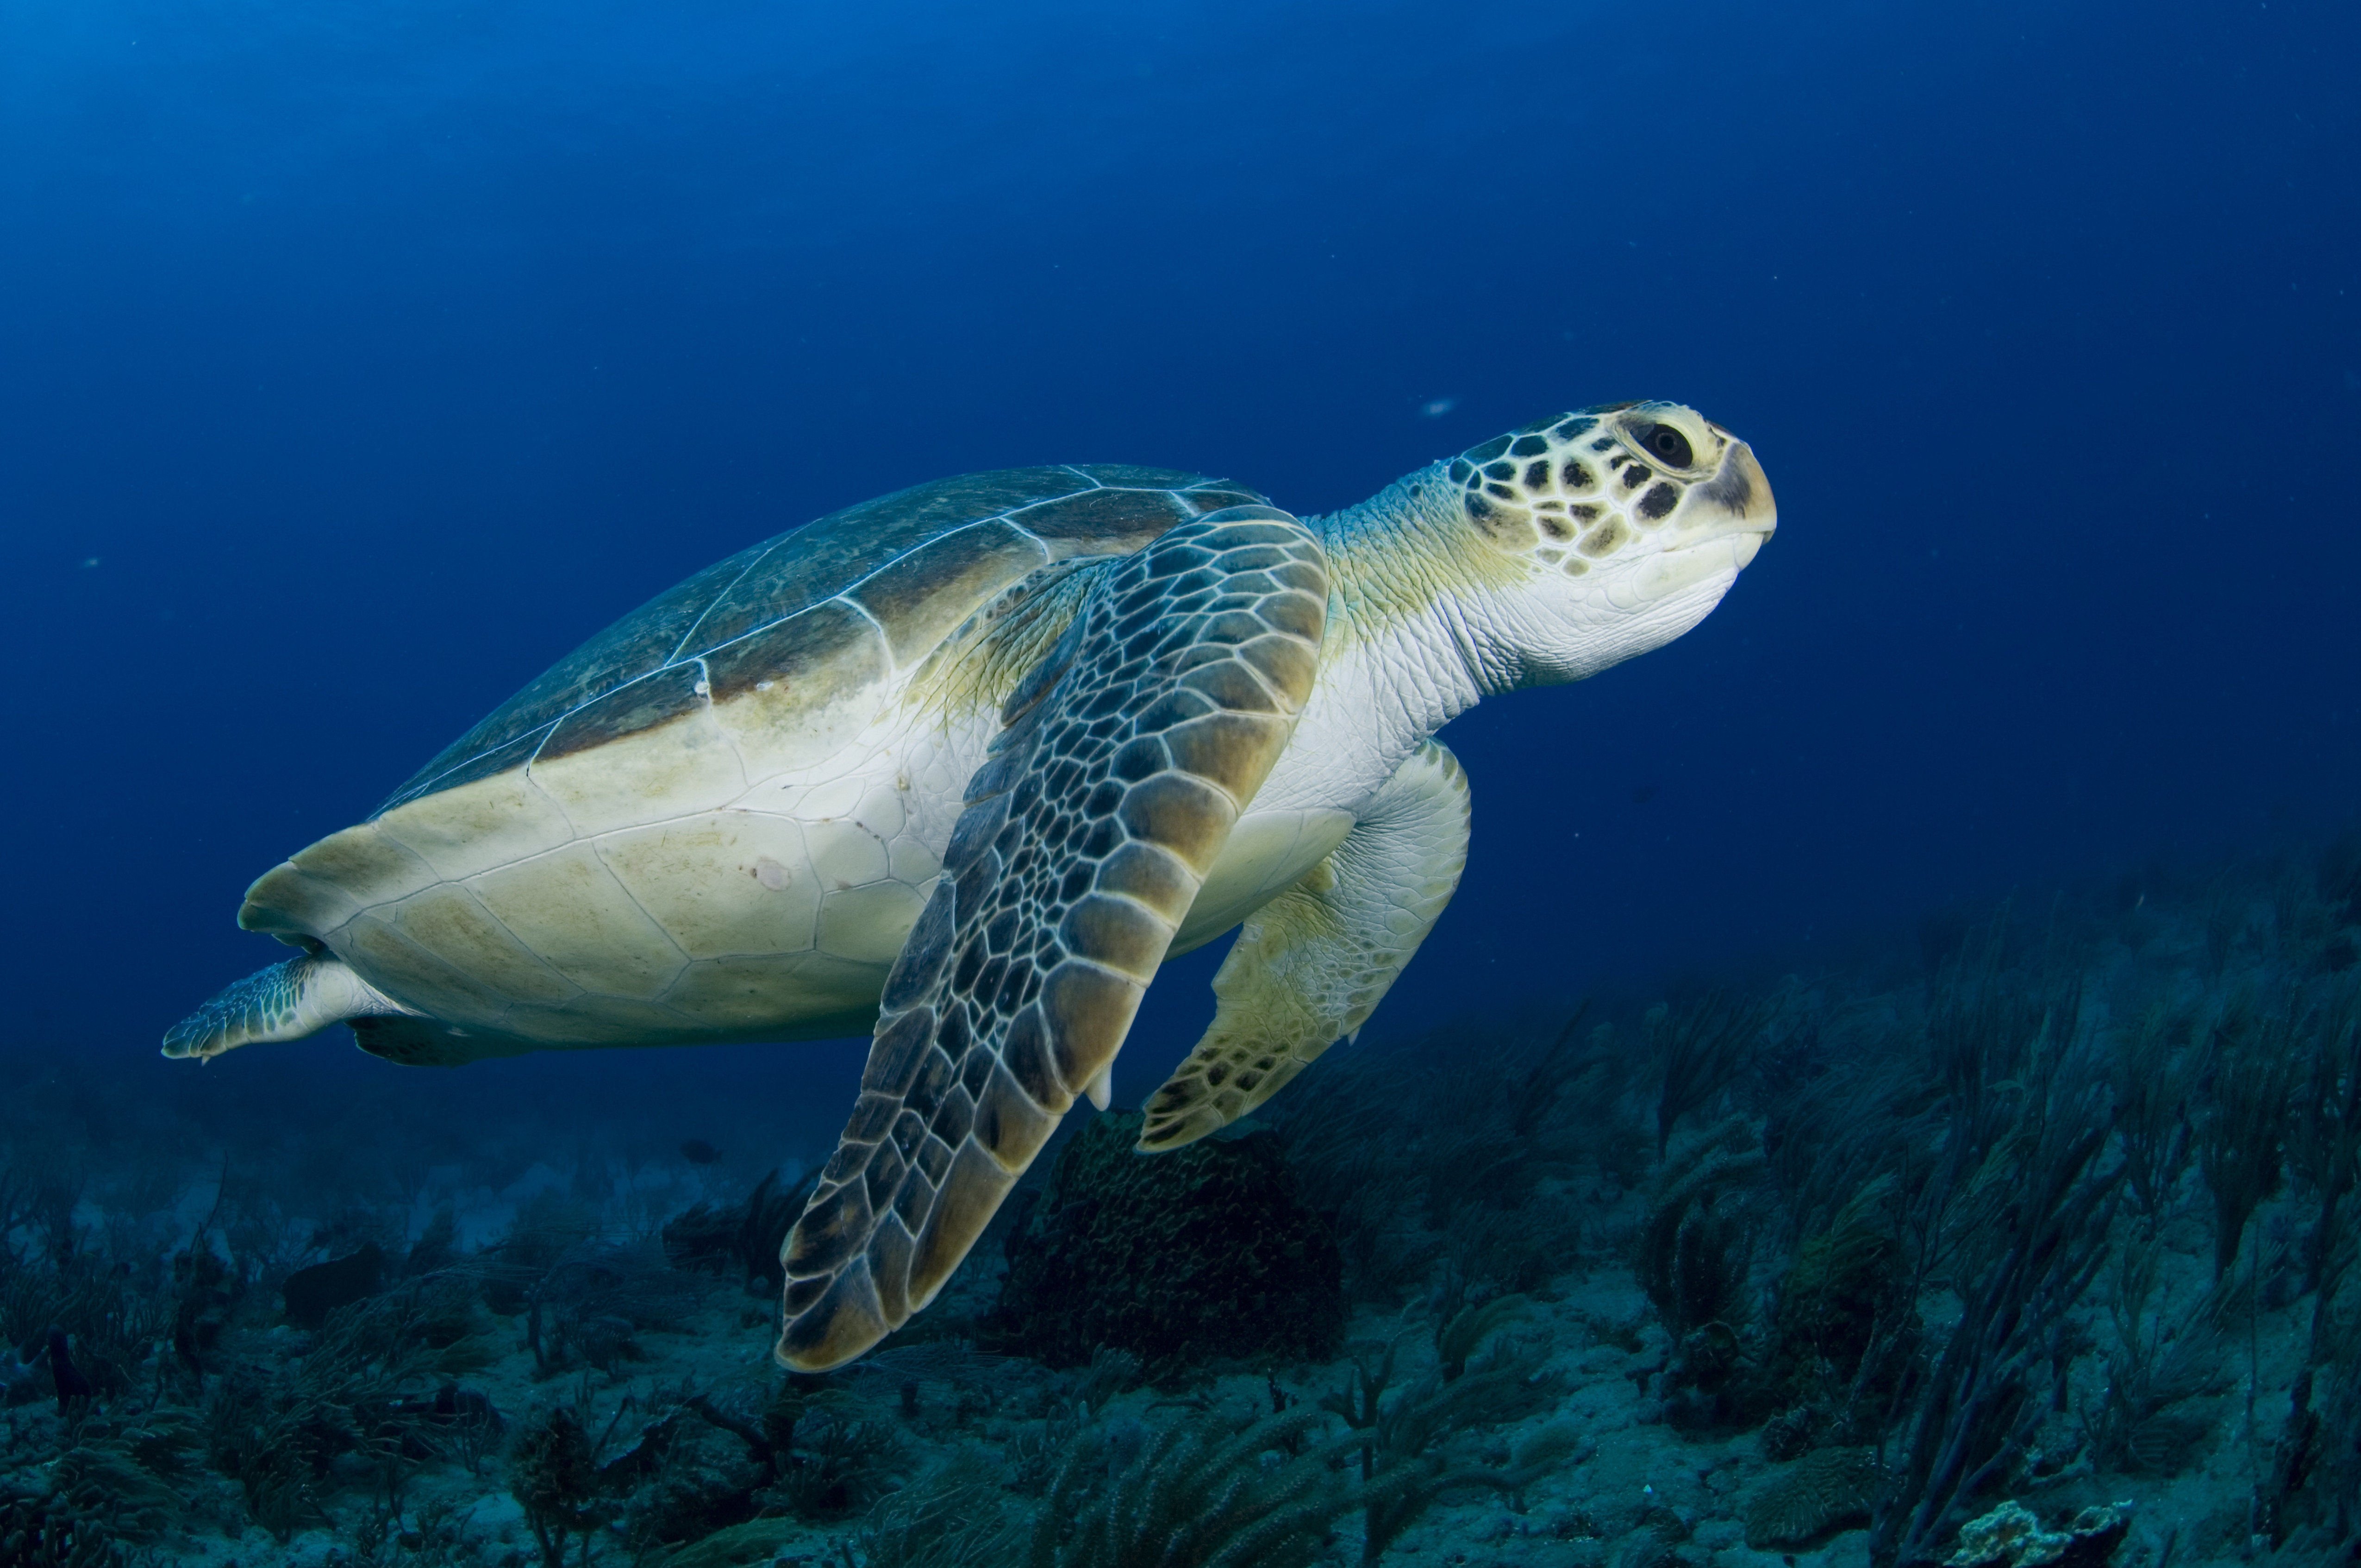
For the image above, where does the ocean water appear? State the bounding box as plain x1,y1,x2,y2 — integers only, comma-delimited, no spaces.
0,1,2357,1566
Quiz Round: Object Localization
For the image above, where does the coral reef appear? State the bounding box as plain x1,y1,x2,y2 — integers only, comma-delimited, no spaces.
1026,1406,1357,1568
507,1404,603,1566
991,1110,1344,1371
1,833,2358,1567
524,1241,706,1375
1744,1446,1882,1548
0,1414,191,1567
1648,988,1781,1157
1945,1500,2133,1568
662,1167,818,1295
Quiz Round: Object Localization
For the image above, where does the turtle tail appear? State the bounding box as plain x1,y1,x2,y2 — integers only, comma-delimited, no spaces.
163,954,410,1061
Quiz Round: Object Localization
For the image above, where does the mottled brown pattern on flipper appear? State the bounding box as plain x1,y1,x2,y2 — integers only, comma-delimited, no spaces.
775,507,1328,1372
376,467,1254,815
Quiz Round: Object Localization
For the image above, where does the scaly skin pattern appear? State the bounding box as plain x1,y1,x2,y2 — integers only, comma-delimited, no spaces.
1136,738,1472,1151
778,402,1775,1366
162,402,1774,1369
161,953,407,1060
172,471,1260,1064
777,510,1329,1369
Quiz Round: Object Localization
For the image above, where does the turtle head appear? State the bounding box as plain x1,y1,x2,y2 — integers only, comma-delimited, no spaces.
1440,401,1775,687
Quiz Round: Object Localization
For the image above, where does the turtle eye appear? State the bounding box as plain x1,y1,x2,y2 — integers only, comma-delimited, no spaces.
1630,422,1695,469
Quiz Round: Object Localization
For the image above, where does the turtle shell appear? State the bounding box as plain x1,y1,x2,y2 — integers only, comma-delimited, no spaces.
235,464,1265,985
379,466,1266,815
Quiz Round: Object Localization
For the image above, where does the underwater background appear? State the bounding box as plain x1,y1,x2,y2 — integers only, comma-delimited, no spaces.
2,0,2360,1565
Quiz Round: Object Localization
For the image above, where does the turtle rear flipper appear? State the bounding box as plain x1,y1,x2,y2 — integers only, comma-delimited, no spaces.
162,954,412,1061
1138,738,1472,1152
776,507,1330,1371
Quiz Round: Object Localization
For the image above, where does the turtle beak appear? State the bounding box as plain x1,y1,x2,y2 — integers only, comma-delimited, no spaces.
1678,440,1776,568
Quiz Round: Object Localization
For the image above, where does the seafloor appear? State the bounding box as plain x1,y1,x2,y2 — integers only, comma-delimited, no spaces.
3,838,2358,1568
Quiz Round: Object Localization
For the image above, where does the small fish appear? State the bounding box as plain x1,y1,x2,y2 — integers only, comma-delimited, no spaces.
680,1138,722,1165
1420,397,1457,419
1631,783,1658,805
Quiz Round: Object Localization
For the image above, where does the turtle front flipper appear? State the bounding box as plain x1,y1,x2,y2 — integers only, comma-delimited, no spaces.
1138,739,1471,1152
162,953,414,1062
775,508,1329,1371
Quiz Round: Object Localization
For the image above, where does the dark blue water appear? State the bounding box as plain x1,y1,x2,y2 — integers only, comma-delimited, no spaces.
2,0,2355,1148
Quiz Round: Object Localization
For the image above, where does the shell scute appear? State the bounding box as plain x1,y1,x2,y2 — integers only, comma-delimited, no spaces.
336,910,519,1025
687,474,1065,654
499,993,700,1046
237,864,361,943
369,769,574,885
287,821,436,905
375,467,1236,817
1065,463,1213,490
388,542,766,810
702,603,874,692
529,704,747,839
386,884,580,1005
703,599,892,775
819,879,932,968
1014,485,1190,547
594,813,820,961
394,728,553,810
540,662,709,763
465,841,688,1000
1178,485,1268,514
845,520,1050,666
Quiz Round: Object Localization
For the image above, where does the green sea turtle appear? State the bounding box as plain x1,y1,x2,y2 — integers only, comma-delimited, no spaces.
167,401,1774,1369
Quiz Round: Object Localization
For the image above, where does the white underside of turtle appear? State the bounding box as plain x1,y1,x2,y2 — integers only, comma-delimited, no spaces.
167,401,1776,1371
